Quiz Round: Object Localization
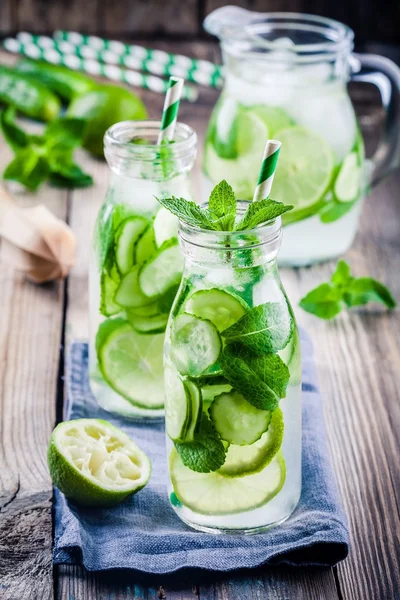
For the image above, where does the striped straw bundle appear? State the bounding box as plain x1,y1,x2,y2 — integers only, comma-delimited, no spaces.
3,36,199,102
253,140,281,202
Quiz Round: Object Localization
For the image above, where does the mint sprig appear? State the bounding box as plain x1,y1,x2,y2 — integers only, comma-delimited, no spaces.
175,414,226,473
0,107,93,192
157,180,292,232
220,343,290,412
222,302,292,354
299,260,396,320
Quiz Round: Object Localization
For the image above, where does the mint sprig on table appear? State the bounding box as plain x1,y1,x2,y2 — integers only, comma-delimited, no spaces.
299,260,396,320
157,179,293,231
0,107,93,191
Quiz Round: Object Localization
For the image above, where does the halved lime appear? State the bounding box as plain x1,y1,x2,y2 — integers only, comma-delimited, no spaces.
217,408,284,477
272,126,335,220
170,448,286,515
334,151,362,203
96,318,165,409
48,418,151,507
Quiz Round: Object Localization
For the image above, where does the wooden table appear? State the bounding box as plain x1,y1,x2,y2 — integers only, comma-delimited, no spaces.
0,42,399,600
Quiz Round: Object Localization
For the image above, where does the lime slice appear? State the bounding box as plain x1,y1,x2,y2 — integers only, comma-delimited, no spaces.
251,105,295,137
48,418,151,507
334,152,362,203
273,126,334,220
203,144,254,199
217,408,284,477
185,288,248,332
170,448,286,515
96,318,165,409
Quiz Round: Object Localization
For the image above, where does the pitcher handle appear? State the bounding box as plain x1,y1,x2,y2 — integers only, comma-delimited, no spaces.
351,53,400,186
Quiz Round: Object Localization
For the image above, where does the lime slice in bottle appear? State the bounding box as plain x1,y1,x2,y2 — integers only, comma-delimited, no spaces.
334,151,362,203
251,105,295,137
48,418,151,507
217,408,284,477
185,288,248,332
272,126,335,223
170,448,286,515
96,318,165,409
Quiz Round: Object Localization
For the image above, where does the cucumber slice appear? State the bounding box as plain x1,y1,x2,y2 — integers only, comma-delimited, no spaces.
135,225,156,265
185,288,248,332
115,217,148,275
96,318,165,409
128,312,168,334
165,366,192,442
209,391,271,445
139,239,183,298
279,329,301,387
184,380,203,441
100,271,121,317
170,449,286,515
218,408,284,477
153,206,178,247
334,151,362,203
201,381,232,403
171,313,222,377
126,302,159,318
114,265,155,309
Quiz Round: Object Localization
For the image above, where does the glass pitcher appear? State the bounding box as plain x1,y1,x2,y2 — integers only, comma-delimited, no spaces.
89,120,197,419
203,8,400,266
164,204,301,532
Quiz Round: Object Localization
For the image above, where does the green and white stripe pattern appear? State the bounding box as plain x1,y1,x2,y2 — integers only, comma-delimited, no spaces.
3,36,198,102
253,140,282,202
52,30,224,88
158,76,184,144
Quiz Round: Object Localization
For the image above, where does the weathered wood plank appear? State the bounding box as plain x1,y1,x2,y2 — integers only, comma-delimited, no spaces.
0,140,68,598
101,1,199,37
15,0,99,34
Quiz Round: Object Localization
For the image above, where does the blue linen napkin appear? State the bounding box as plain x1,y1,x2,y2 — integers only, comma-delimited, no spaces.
53,330,349,573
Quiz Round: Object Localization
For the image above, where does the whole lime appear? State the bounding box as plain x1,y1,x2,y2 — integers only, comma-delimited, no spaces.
67,84,147,157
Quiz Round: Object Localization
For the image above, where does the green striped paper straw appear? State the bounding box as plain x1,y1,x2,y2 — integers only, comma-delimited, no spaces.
253,140,281,202
3,37,198,102
51,30,224,88
157,76,184,145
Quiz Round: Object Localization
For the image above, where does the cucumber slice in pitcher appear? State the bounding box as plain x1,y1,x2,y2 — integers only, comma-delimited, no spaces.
100,270,121,317
114,217,148,275
165,366,192,442
153,206,178,247
139,239,183,298
114,265,155,309
135,224,156,265
96,318,165,409
217,408,284,477
209,391,272,445
171,313,222,377
170,449,286,515
185,288,248,332
128,312,169,334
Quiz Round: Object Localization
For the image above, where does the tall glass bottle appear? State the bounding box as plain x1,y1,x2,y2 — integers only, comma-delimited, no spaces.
89,120,197,419
164,205,301,532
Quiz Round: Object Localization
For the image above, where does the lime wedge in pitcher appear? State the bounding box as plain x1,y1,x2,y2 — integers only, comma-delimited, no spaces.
48,418,151,507
272,126,335,224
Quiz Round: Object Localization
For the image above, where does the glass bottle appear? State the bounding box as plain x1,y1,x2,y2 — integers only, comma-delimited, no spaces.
202,9,400,266
89,120,197,419
164,204,301,532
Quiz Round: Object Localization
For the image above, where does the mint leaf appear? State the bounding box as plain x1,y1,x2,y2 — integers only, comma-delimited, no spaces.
299,283,342,320
3,148,49,191
331,259,352,288
222,302,292,354
174,414,226,473
220,343,289,411
49,160,93,188
234,198,293,231
344,278,397,309
156,196,220,230
0,107,29,151
45,117,87,150
319,199,356,224
208,180,236,230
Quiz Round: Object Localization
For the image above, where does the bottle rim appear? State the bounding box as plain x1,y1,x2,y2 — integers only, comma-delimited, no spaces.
179,200,282,252
213,13,354,63
104,120,197,163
